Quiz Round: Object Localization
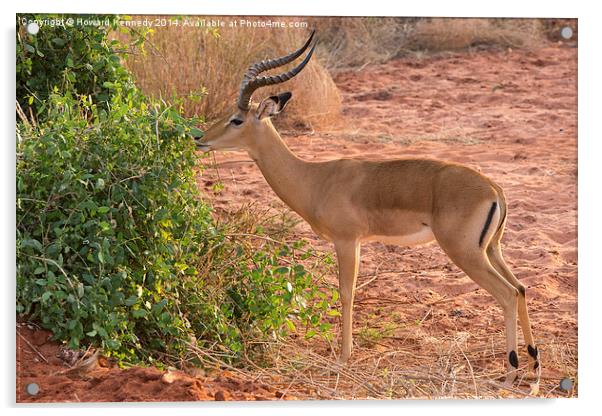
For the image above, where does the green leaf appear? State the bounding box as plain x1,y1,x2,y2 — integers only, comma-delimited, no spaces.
24,43,35,53
285,319,296,332
21,238,43,252
77,283,85,298
305,329,317,339
125,295,138,306
132,309,147,318
52,37,66,47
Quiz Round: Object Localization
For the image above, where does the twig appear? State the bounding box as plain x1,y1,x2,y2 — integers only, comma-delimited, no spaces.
211,152,223,184
356,261,384,292
154,105,170,150
17,331,49,363
454,338,479,397
418,307,432,325
57,350,100,376
486,380,531,398
206,159,255,167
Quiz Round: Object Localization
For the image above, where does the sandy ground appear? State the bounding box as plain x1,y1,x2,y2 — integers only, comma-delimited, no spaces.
16,44,577,401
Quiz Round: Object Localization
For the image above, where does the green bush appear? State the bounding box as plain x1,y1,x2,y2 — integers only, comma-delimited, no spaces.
16,14,136,123
16,14,334,365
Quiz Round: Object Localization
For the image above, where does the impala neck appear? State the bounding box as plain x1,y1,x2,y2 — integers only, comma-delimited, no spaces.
247,125,314,219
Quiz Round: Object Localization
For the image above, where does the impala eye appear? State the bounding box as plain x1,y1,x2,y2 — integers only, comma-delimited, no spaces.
230,118,243,126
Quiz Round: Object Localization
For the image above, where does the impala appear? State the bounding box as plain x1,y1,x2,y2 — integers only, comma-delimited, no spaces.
195,31,540,386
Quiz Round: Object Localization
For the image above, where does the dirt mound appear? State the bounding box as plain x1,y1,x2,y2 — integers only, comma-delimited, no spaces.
16,324,292,402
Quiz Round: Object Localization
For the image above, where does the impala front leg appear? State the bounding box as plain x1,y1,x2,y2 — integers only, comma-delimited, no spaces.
334,239,360,364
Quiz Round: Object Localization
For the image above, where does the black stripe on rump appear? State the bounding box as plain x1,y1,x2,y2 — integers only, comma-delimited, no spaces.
479,201,498,247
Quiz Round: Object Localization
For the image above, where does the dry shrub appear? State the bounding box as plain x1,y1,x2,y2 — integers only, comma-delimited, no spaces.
311,17,417,70
306,17,546,71
408,18,544,52
121,17,341,129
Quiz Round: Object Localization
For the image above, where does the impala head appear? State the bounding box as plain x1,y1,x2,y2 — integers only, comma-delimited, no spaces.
195,31,316,153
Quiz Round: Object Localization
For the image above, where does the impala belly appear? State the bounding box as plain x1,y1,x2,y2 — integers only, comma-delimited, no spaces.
362,225,435,247
359,208,435,247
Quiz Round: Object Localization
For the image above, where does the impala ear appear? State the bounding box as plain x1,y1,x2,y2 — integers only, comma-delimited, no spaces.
256,92,293,119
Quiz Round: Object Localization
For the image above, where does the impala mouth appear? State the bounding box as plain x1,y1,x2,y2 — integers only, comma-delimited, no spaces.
196,143,211,152
194,137,212,152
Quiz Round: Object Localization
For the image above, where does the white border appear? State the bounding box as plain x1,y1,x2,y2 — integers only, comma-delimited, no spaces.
3,1,600,415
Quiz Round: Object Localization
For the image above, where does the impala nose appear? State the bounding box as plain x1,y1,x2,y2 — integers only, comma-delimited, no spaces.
194,136,211,152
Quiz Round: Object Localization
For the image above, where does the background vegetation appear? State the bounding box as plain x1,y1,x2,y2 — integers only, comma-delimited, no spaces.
16,14,336,366
120,17,560,132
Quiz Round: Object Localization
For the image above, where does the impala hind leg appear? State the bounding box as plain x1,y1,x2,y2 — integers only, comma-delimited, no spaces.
334,240,360,363
487,242,541,379
439,246,520,385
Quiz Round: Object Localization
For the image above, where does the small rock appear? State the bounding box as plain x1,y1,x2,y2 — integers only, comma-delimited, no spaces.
214,390,226,401
161,371,177,384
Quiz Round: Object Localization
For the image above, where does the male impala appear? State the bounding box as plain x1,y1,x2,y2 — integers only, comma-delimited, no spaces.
195,31,540,386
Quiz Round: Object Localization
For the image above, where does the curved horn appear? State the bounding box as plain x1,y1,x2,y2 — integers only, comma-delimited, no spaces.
237,32,317,111
242,30,315,82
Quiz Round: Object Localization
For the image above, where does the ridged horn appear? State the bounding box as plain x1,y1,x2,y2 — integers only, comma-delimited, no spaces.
237,31,317,111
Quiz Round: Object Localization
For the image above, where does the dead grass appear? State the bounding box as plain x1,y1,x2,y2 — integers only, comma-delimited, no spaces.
312,17,417,70
312,17,547,72
183,324,577,399
407,18,545,52
119,17,342,130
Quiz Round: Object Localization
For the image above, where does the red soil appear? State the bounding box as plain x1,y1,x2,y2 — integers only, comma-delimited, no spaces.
16,324,292,402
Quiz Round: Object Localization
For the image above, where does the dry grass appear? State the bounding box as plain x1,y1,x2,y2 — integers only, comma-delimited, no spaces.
184,324,577,400
311,17,417,70
119,17,342,130
407,18,545,52
311,17,546,71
